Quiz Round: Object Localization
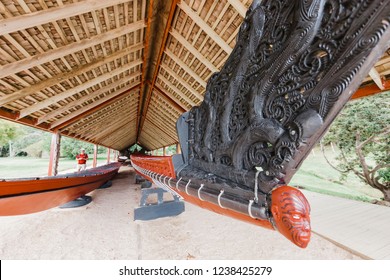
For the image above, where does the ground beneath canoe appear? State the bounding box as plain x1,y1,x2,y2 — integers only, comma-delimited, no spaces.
0,166,361,260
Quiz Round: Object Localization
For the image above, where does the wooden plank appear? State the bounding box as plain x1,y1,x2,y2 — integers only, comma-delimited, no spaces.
164,49,206,88
0,20,146,79
170,29,219,72
178,1,232,54
75,101,138,136
152,85,187,113
160,63,203,101
47,131,61,176
0,0,132,36
227,0,247,17
93,116,137,142
368,68,385,90
157,75,197,107
18,64,142,118
37,78,139,124
51,85,140,129
65,93,138,133
0,43,144,106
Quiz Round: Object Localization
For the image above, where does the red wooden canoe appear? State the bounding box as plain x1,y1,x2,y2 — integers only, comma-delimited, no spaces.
0,162,121,216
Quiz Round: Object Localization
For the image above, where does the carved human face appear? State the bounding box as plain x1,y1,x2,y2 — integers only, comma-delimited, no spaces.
271,186,311,248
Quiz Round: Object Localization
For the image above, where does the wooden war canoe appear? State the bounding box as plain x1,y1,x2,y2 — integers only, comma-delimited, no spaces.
0,162,121,216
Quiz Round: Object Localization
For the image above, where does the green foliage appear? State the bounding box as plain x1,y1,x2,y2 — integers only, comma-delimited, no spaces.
0,120,26,157
0,119,25,147
60,137,95,159
323,92,390,200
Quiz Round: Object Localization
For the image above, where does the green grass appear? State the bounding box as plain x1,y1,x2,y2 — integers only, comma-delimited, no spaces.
0,155,114,178
290,146,383,202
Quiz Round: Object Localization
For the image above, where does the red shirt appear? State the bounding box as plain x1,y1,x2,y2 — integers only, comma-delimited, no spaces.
76,153,88,164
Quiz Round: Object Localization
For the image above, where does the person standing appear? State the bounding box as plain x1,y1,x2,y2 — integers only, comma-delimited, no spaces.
76,148,88,171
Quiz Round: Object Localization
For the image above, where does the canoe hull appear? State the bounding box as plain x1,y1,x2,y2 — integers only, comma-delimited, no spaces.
0,163,121,216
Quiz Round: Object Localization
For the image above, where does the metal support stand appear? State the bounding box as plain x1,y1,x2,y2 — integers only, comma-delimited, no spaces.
59,195,92,208
135,174,146,184
98,180,112,189
134,187,185,221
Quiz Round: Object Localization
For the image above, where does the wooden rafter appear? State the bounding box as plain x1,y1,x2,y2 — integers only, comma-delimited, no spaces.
18,64,142,118
0,20,146,79
0,0,132,36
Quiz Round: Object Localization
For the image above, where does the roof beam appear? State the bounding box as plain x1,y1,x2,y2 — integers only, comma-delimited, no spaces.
170,29,219,73
136,0,178,143
352,79,390,99
0,0,131,36
93,116,137,142
160,63,203,101
0,108,50,130
227,0,247,17
164,49,207,88
51,84,140,129
152,85,186,113
368,68,385,90
144,118,177,143
177,1,233,54
73,101,138,136
37,79,138,124
0,43,144,106
0,20,145,78
18,63,142,118
157,75,196,107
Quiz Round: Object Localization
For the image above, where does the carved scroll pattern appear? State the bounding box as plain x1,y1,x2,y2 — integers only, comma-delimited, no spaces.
188,0,390,194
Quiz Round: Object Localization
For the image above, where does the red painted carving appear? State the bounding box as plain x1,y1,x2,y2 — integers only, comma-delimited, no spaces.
271,186,311,248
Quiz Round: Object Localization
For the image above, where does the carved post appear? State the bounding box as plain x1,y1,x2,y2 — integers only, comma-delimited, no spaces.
93,144,98,168
48,132,61,176
163,146,166,156
176,143,181,154
107,148,111,164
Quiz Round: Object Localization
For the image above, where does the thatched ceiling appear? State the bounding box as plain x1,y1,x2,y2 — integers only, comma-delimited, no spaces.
0,0,389,151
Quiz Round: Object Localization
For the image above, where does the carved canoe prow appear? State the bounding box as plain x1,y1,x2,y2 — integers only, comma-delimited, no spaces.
132,0,390,248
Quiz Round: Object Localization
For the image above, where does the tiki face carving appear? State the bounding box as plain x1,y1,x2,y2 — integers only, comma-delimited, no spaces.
271,186,311,248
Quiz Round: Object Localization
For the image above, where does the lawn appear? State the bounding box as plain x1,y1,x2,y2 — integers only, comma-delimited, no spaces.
0,155,113,178
290,146,383,202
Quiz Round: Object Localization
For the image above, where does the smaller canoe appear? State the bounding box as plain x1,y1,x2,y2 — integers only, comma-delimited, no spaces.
0,162,121,216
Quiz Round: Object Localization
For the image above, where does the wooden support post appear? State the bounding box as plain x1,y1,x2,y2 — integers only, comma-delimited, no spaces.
93,144,98,168
163,146,166,156
48,132,61,176
176,143,181,154
107,148,111,164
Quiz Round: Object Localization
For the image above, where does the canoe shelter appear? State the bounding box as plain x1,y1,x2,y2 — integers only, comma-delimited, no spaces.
1,0,390,247
0,0,389,161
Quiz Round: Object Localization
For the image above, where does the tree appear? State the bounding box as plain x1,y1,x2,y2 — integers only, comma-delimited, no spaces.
323,92,390,201
0,119,25,156
61,137,95,159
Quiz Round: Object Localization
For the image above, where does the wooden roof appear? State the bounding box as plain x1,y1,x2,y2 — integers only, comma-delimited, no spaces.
0,0,389,151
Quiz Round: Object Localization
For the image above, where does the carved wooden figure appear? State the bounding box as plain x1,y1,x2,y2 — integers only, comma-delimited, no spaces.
132,0,390,248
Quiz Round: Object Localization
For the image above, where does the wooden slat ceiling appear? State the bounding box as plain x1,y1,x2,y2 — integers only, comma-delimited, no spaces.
0,0,389,151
